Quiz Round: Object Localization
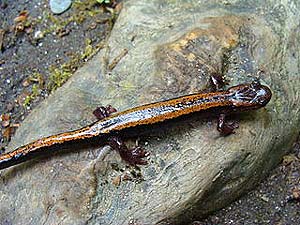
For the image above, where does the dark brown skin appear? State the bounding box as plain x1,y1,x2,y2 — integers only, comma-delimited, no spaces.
0,82,272,170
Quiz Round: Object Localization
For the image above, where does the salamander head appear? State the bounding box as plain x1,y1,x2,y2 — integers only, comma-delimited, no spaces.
227,81,272,111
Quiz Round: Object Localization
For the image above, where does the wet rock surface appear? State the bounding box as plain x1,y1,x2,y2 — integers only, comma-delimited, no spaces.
1,1,300,225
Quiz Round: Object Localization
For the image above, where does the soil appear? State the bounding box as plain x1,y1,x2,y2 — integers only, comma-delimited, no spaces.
0,0,115,147
0,1,299,224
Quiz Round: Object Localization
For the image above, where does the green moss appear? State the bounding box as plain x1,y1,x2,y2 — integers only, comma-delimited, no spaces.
23,0,116,94
46,38,105,92
41,0,107,36
22,72,45,108
47,67,72,91
30,72,45,88
81,38,93,59
22,84,40,108
23,95,33,108
96,0,111,4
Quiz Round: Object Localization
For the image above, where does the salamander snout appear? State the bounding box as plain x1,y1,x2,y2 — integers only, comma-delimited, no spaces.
227,81,272,110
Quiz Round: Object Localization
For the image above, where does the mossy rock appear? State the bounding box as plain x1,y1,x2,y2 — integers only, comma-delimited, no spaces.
1,1,299,224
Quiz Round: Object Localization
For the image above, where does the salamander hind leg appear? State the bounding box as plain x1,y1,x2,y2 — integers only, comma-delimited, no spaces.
107,136,148,166
209,73,228,91
217,113,239,135
93,105,117,120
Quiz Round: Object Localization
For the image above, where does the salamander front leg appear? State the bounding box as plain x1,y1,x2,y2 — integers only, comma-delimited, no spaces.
107,136,148,165
93,105,117,120
209,73,228,91
93,105,148,165
217,113,239,135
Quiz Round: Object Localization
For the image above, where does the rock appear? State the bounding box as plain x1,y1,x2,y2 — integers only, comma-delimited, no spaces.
33,30,44,40
49,0,72,14
1,0,300,225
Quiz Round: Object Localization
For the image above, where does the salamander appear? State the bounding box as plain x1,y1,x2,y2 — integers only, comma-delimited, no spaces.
0,81,272,170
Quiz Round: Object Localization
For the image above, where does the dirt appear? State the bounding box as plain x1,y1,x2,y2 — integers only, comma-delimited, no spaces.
0,1,299,224
0,0,115,147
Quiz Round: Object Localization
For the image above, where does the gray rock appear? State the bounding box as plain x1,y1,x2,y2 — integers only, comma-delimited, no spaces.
49,0,72,14
1,0,300,224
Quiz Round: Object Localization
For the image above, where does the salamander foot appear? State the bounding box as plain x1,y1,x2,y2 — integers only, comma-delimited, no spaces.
93,105,117,120
217,113,239,135
107,136,148,166
210,73,228,91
